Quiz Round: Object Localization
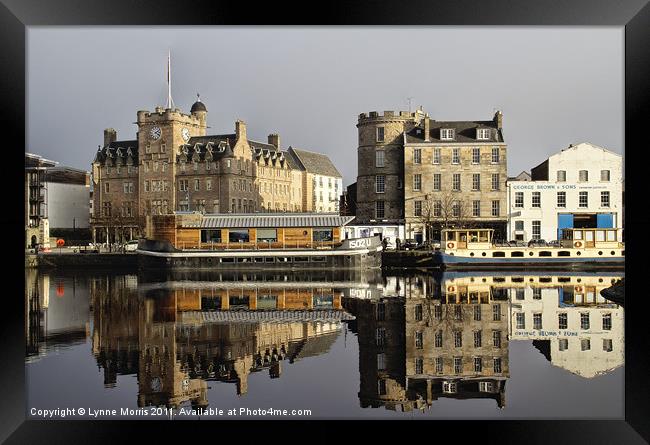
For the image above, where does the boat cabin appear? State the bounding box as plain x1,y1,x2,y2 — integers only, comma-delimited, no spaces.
442,229,494,250
559,228,622,249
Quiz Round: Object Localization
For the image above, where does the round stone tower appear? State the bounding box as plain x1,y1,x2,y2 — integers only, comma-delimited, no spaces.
356,110,418,224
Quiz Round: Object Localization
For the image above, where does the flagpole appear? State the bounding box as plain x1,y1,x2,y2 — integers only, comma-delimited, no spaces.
167,50,172,109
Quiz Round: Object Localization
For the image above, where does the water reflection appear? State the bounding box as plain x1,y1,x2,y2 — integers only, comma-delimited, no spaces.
25,269,623,417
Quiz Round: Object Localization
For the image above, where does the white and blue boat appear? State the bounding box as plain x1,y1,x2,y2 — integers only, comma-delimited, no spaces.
434,228,624,270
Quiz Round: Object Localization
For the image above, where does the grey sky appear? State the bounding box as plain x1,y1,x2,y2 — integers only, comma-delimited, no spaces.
27,27,623,186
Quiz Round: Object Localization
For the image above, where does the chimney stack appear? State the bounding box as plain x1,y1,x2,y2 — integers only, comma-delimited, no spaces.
235,120,247,142
494,110,503,130
268,133,280,149
104,128,117,147
424,114,430,142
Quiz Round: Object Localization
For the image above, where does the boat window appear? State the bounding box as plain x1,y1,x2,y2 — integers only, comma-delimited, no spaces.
539,277,552,283
492,252,505,258
573,230,583,240
469,231,479,242
201,229,222,243
236,257,251,263
254,257,265,263
596,230,605,242
607,230,616,241
479,231,489,242
446,232,456,241
294,256,309,262
257,228,278,242
311,256,326,262
264,257,275,263
511,277,524,282
539,251,552,257
585,231,594,242
557,251,571,257
313,229,333,242
511,251,524,257
221,257,235,263
229,229,250,243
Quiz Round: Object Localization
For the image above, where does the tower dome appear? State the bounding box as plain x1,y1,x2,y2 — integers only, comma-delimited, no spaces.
190,93,207,113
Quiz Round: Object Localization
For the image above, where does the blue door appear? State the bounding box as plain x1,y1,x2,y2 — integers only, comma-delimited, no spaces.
557,213,574,240
596,213,614,228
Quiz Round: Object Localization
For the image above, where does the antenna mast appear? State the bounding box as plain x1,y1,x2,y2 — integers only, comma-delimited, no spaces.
166,50,175,109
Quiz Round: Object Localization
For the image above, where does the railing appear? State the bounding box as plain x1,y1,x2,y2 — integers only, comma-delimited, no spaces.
195,240,342,250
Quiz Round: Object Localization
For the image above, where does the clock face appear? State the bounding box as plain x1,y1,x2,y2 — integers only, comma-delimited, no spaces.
181,127,190,142
151,377,162,392
182,378,190,390
149,126,162,141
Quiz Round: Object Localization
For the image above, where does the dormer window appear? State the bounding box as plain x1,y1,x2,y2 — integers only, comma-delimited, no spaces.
477,128,490,140
441,128,455,141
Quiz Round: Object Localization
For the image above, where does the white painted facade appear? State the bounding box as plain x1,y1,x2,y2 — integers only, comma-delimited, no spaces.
507,143,622,241
508,285,623,378
312,174,343,213
45,182,91,229
344,224,405,249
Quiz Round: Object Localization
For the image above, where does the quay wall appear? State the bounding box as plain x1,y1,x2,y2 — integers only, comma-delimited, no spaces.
33,253,138,269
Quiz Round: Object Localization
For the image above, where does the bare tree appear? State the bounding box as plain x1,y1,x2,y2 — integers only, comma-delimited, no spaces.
415,192,474,243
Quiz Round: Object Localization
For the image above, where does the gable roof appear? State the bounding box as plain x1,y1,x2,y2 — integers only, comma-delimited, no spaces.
287,147,342,178
405,120,504,144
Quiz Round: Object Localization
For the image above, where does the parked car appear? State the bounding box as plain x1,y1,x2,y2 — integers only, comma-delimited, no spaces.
124,240,139,252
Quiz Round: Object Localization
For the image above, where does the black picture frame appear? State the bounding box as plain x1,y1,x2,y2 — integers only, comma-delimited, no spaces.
2,0,649,442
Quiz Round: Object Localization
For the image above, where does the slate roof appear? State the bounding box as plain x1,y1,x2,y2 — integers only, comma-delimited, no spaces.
94,140,139,164
287,147,342,178
178,135,233,162
405,120,504,144
181,213,354,229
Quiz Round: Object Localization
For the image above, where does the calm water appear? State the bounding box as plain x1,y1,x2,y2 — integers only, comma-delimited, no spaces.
25,268,624,419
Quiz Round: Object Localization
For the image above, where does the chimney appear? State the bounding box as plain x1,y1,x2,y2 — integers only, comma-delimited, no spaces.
494,110,503,130
104,128,117,147
424,114,430,142
268,133,280,149
235,120,247,142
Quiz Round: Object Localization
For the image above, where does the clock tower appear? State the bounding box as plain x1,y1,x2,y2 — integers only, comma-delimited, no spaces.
136,104,207,217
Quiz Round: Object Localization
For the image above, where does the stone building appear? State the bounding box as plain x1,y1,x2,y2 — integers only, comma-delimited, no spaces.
285,147,343,213
91,98,341,243
354,108,508,244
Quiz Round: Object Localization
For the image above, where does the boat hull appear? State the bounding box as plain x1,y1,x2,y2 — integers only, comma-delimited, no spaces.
434,251,624,270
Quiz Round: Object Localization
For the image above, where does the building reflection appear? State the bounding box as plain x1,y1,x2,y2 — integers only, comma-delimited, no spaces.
89,273,353,408
344,271,623,412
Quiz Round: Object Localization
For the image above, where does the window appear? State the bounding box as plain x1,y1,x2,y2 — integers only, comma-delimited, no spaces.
474,330,482,347
415,357,423,374
454,357,463,374
433,201,442,217
454,331,463,347
601,170,610,181
444,380,458,393
579,170,589,182
375,302,386,321
515,220,524,231
378,380,387,395
558,313,568,329
179,179,188,192
472,173,481,191
194,179,200,191
479,381,494,392
557,191,566,208
435,357,443,373
455,305,463,320
123,182,133,194
472,200,481,217
414,201,422,217
491,200,500,217
559,339,568,351
533,288,542,300
415,331,423,349
601,191,610,207
435,330,443,347
602,313,612,330
493,304,501,321
603,339,613,352
516,313,525,329
452,147,460,164
144,180,150,192
256,228,278,243
433,174,441,191
375,200,385,218
579,191,588,208
532,192,541,207
413,148,421,164
375,150,385,167
533,313,543,330
375,175,385,193
493,358,502,373
434,305,442,320
513,192,524,208
201,229,222,243
472,147,480,163
473,305,481,321
477,128,490,140
413,174,422,191
516,288,524,300
580,313,590,330
376,127,385,142
104,182,110,193
493,330,501,348
433,147,441,164
532,221,541,240
581,338,591,351
452,174,461,191
452,201,461,217
313,229,333,242
376,327,386,347
415,304,423,321
441,128,455,140
102,202,112,217
557,170,566,182
491,174,500,191
206,179,212,191
474,357,483,372
377,353,386,371
491,147,500,163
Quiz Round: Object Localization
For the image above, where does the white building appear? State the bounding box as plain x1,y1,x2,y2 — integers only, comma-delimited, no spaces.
506,142,622,242
285,147,343,213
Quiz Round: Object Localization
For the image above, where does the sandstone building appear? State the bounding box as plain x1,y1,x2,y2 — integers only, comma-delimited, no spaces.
353,108,508,244
91,98,342,243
